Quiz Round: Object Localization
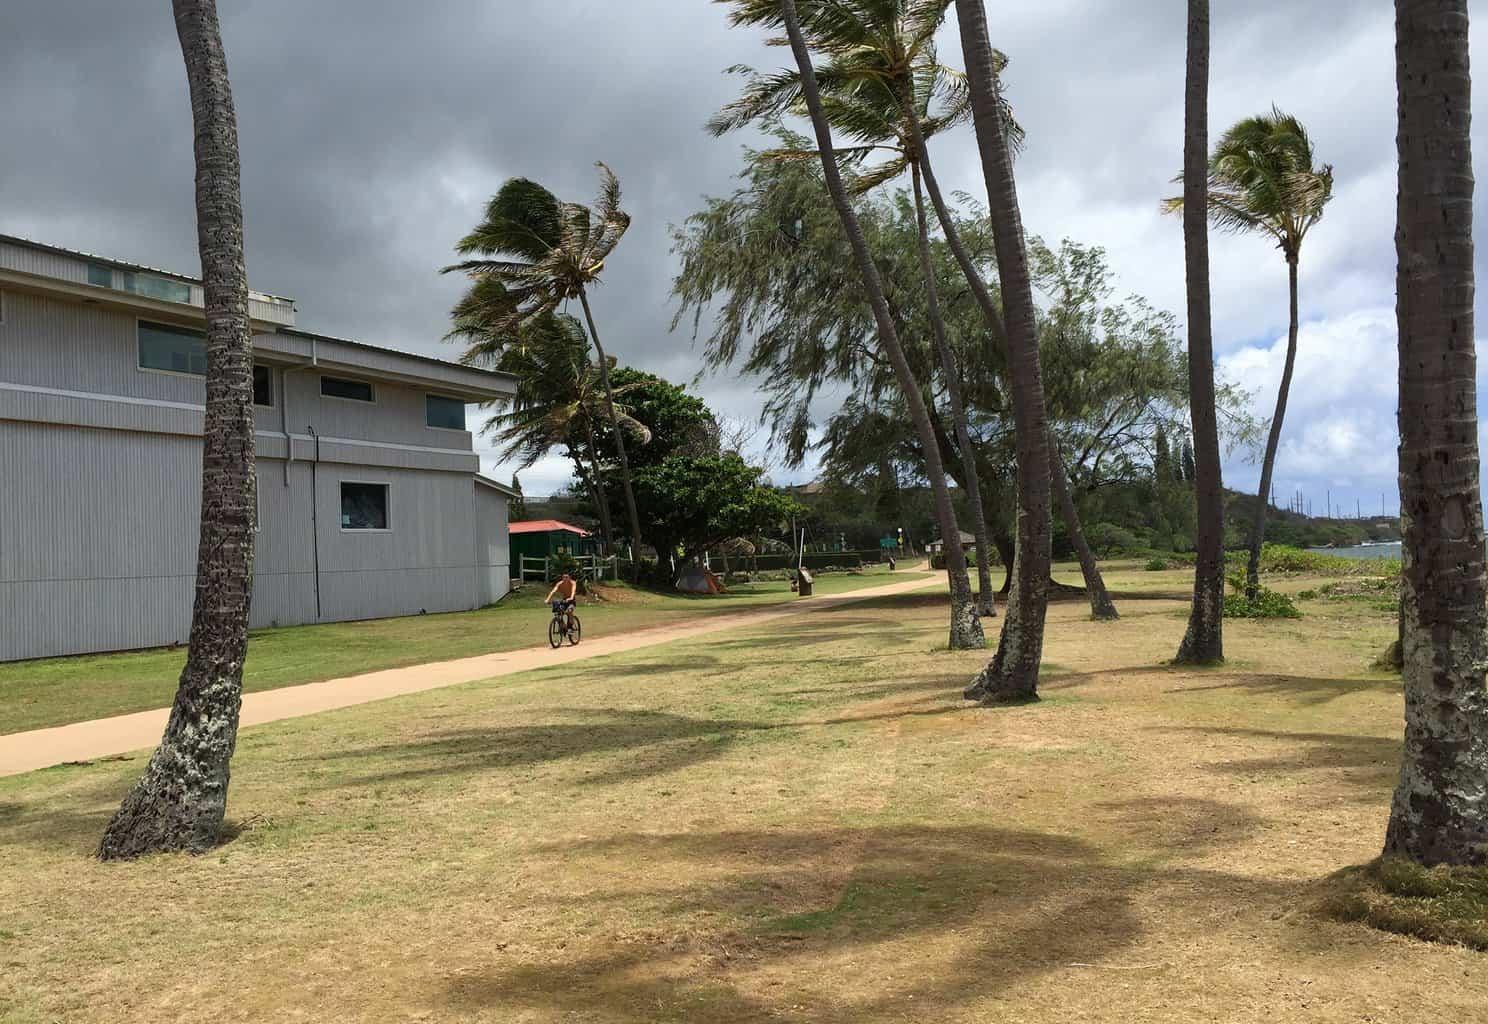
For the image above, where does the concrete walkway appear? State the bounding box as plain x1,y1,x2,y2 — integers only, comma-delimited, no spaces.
0,569,943,778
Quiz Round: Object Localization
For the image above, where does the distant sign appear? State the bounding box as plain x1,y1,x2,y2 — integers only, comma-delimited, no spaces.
880,536,897,549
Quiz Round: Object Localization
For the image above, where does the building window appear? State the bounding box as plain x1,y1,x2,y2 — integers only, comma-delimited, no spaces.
321,375,374,402
341,482,389,531
253,365,273,407
426,394,466,430
138,320,207,375
90,263,191,303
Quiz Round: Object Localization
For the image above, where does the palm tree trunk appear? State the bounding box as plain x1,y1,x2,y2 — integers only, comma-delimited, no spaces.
911,163,996,618
99,0,254,860
953,0,1051,701
1244,256,1300,600
577,288,644,581
1175,0,1226,665
1384,0,1488,867
913,95,1115,620
1050,438,1119,619
581,415,617,554
780,0,982,650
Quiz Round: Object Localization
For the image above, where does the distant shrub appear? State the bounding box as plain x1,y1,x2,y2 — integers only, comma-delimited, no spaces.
1086,523,1140,557
1224,543,1402,579
1144,558,1170,571
1297,589,1319,601
548,552,583,582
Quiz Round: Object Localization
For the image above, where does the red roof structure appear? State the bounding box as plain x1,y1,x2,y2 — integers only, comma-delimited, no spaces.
509,519,592,536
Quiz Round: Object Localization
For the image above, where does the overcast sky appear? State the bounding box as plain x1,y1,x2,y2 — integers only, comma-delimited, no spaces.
3,1,1483,519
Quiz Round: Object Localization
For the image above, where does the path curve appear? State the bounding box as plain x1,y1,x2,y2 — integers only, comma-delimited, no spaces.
0,569,943,778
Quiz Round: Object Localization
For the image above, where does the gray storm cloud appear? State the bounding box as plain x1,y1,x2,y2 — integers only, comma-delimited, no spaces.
1,0,1477,506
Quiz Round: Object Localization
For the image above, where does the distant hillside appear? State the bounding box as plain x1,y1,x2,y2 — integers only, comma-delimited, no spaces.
1223,490,1399,549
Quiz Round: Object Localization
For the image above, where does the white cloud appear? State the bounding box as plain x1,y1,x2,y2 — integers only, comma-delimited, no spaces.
1218,309,1399,508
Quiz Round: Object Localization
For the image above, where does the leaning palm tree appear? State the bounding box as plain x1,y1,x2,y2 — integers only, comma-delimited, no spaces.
774,0,983,650
1172,0,1225,665
1384,0,1488,867
445,167,644,575
1165,109,1333,601
489,313,653,553
951,0,1053,701
100,0,255,859
712,0,1006,618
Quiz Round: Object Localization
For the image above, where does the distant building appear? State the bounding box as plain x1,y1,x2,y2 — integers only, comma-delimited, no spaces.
0,234,517,662
508,519,600,578
926,530,975,554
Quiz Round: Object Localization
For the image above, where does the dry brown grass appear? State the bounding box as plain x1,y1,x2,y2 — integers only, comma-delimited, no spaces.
2,563,1483,1023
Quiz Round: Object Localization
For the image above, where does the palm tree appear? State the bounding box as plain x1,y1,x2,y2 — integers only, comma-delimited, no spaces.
445,167,644,576
1172,0,1225,665
713,0,1003,617
1384,0,1488,867
952,0,1052,701
1165,110,1333,601
775,0,983,650
489,313,653,553
99,0,255,859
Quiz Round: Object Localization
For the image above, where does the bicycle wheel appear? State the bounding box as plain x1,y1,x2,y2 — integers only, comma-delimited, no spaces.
567,614,581,646
548,617,563,649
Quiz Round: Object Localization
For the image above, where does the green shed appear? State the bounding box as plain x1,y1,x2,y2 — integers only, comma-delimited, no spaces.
509,519,601,579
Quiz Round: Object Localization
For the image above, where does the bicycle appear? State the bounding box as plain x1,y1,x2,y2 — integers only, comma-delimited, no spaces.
548,603,581,648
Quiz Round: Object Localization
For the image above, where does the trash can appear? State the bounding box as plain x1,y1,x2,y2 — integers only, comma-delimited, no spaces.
797,569,814,597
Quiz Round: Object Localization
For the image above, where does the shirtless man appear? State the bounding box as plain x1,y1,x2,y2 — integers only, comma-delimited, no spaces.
545,572,578,631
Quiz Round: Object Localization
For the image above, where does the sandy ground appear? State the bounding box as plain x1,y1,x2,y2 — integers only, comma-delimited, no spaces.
0,568,940,777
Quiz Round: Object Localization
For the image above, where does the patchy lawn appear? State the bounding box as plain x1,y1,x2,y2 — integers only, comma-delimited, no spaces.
0,564,929,735
4,563,1480,1024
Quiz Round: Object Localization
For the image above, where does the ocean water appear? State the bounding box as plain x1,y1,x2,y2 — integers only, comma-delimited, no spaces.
1307,542,1402,560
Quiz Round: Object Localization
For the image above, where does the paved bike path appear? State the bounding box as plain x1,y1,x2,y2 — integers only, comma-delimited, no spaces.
0,570,942,778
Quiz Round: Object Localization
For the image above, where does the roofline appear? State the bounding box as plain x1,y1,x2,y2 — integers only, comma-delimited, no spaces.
509,520,592,536
279,328,517,385
0,232,295,303
475,474,521,498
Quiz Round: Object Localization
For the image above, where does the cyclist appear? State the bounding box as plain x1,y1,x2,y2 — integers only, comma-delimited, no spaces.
545,572,578,632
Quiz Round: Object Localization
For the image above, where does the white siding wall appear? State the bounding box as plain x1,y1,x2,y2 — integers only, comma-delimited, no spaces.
0,288,505,661
474,484,512,606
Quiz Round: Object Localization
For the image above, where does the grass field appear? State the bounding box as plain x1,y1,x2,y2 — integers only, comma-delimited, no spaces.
0,565,929,735
4,562,1484,1023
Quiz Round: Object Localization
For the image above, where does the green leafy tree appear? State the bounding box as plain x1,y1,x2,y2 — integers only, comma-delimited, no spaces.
633,454,803,572
509,474,528,522
1165,109,1333,600
444,165,645,572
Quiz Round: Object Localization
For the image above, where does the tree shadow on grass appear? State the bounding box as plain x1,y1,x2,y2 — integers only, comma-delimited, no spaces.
439,808,1286,1023
1152,724,1400,795
306,701,972,792
1161,673,1400,708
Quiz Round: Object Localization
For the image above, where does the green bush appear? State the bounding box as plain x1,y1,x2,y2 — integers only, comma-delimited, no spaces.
1222,574,1301,619
1234,543,1403,578
548,552,583,582
1296,589,1319,601
1144,558,1170,571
